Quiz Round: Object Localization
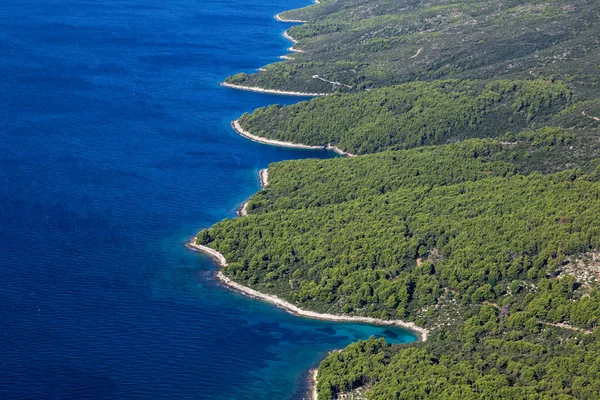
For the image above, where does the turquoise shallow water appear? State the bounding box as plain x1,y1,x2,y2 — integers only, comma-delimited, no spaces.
0,0,418,398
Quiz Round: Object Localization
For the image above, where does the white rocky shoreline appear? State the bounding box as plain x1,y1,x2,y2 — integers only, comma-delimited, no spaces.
221,82,328,97
232,120,355,157
236,168,269,217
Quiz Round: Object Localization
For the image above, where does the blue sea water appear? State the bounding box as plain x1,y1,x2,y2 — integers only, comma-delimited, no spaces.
0,0,418,398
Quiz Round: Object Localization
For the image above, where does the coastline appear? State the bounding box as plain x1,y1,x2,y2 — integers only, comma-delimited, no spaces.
309,369,318,400
233,120,323,149
224,1,331,97
221,82,327,97
282,30,298,44
186,241,429,342
259,168,269,187
288,45,305,54
211,2,402,399
187,236,427,400
189,182,419,400
236,169,268,217
237,201,248,217
275,14,306,23
233,120,355,157
186,242,228,267
274,0,320,23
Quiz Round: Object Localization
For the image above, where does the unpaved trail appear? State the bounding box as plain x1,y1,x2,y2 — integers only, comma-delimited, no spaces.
409,48,423,59
483,301,592,334
312,74,353,89
582,111,600,121
545,321,593,334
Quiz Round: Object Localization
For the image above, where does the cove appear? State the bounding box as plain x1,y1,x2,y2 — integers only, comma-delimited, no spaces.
0,0,418,399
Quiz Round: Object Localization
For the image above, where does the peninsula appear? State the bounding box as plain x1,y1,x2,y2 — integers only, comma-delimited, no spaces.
187,241,429,342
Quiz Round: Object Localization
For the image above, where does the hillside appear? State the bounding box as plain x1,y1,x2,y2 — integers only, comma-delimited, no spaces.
237,79,573,154
201,0,600,398
227,0,600,98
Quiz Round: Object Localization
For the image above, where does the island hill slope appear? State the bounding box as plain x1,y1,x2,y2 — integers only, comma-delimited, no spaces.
197,0,600,398
235,79,573,155
226,0,600,97
198,124,600,399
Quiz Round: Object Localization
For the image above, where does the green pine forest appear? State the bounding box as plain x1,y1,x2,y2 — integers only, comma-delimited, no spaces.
200,0,600,398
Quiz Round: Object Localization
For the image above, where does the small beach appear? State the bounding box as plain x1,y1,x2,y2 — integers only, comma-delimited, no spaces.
275,14,306,23
233,120,324,149
233,120,356,157
222,82,328,97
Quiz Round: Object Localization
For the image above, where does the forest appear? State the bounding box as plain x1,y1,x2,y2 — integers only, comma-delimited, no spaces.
198,127,600,398
200,0,600,398
237,79,572,154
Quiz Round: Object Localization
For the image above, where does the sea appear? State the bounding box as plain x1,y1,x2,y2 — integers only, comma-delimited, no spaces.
0,0,418,398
